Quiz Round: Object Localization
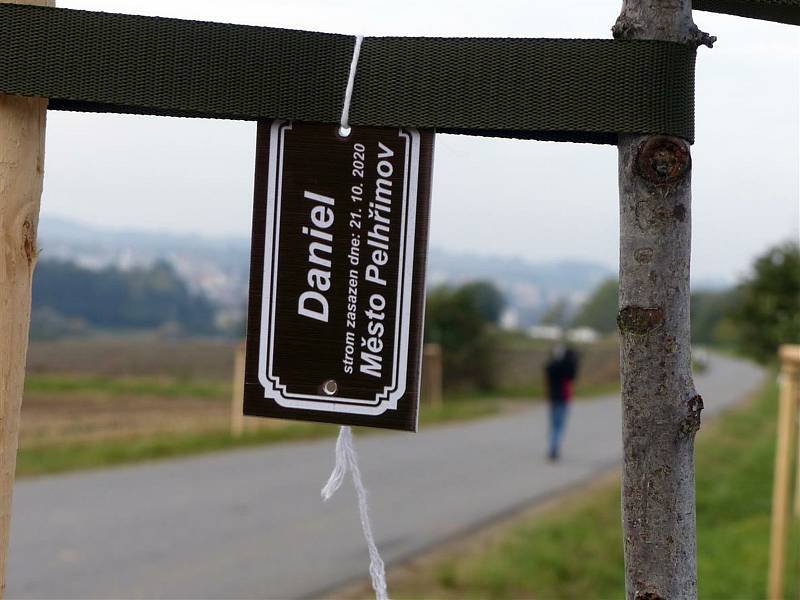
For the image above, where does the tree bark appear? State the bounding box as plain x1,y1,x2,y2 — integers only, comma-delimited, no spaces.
0,0,52,595
613,2,713,599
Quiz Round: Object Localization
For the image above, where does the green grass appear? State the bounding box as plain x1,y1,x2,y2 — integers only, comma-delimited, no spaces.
19,374,619,478
24,373,617,406
695,381,799,599
450,380,620,402
394,379,798,599
16,423,333,477
25,374,228,399
16,396,501,478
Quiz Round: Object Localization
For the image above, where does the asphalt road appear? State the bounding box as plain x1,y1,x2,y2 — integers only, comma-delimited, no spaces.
7,354,762,599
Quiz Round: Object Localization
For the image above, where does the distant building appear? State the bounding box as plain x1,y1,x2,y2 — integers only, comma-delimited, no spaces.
566,327,600,344
528,325,601,343
500,308,520,330
528,325,564,340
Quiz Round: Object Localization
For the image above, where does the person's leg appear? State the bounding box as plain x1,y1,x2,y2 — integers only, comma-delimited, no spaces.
548,400,565,459
556,402,570,455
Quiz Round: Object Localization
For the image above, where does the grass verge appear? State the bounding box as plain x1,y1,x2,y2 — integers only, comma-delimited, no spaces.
475,380,620,401
17,423,332,477
386,380,799,599
16,396,501,478
25,374,228,399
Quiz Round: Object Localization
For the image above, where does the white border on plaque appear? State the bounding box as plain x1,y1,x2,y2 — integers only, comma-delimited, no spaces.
257,120,421,416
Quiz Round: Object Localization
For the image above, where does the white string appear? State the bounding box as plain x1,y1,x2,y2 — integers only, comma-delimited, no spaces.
339,35,364,138
321,426,389,600
320,425,349,499
325,33,385,599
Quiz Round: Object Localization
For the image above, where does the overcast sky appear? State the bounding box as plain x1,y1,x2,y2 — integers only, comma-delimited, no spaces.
43,0,798,283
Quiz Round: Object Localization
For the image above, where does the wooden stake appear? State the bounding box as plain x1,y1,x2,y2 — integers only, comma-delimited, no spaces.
230,342,246,437
422,343,443,406
0,1,53,594
786,346,800,520
768,344,799,599
795,398,800,518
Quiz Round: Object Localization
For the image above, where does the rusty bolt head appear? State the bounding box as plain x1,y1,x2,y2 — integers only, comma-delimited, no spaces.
636,136,690,185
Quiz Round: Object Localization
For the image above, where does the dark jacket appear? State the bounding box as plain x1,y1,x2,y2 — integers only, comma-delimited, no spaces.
545,349,579,402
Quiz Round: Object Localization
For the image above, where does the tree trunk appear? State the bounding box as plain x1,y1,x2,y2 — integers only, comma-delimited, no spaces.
613,2,713,599
0,0,52,594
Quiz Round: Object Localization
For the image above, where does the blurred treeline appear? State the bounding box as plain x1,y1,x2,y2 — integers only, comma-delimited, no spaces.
29,241,798,370
567,241,799,363
31,259,217,338
424,282,505,390
425,240,798,395
424,280,621,394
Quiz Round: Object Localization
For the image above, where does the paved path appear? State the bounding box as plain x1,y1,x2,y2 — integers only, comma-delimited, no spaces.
7,355,762,599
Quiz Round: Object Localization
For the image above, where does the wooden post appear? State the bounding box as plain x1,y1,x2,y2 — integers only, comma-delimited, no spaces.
788,347,800,520
0,1,53,594
422,343,443,406
613,2,714,598
230,342,245,437
768,344,799,599
795,398,800,518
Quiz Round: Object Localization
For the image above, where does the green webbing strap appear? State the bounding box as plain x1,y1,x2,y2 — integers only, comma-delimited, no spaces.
693,0,800,25
0,4,695,145
353,37,694,144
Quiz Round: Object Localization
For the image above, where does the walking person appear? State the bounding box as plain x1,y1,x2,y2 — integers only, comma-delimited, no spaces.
545,344,579,461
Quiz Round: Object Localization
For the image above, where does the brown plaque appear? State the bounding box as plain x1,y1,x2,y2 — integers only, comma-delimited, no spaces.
244,121,434,431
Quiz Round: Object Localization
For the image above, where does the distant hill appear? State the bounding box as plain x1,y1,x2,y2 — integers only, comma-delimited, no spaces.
426,248,613,326
38,216,250,312
37,216,617,328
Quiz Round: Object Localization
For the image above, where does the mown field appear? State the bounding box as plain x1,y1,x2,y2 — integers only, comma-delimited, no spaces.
382,379,799,599
22,338,237,451
19,336,621,477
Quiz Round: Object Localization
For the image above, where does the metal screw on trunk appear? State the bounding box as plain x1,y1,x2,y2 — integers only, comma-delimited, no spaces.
322,379,338,396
